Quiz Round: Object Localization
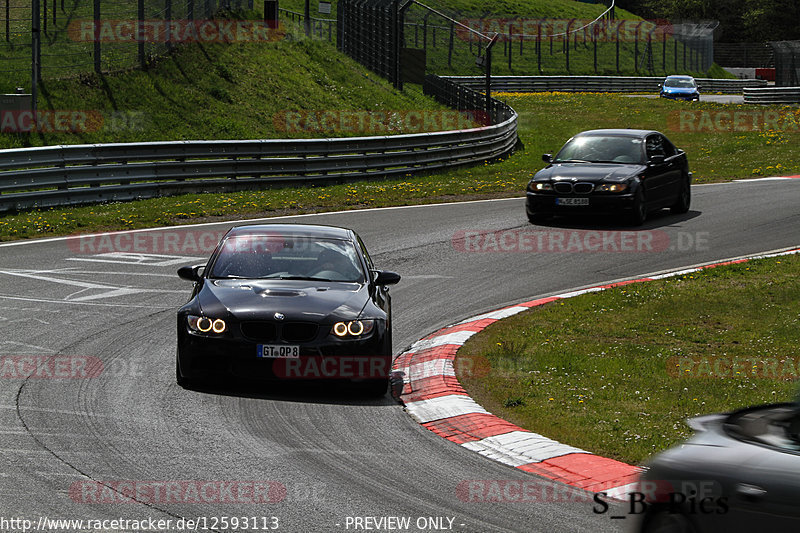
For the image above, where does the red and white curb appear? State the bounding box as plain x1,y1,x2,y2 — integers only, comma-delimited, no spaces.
392,245,800,499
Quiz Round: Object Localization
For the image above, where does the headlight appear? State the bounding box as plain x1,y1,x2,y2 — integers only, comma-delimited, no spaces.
596,183,629,192
331,320,375,338
187,315,227,334
528,182,552,192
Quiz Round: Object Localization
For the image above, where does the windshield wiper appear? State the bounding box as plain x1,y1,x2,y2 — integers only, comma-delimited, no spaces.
555,159,591,163
272,275,335,282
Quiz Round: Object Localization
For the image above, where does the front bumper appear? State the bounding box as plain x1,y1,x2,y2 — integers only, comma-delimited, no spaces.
177,324,390,383
660,92,699,101
526,191,636,215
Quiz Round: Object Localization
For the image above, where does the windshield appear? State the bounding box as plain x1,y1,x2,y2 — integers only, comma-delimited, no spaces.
664,78,697,88
553,135,644,164
209,234,365,282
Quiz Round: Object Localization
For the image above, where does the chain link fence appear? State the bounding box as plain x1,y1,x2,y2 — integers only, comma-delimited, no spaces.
770,41,800,87
0,0,259,95
336,0,716,88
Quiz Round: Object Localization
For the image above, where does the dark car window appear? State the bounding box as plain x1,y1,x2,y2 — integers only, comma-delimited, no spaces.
554,135,644,164
664,78,696,88
646,135,665,159
209,235,365,282
356,235,375,272
661,136,677,157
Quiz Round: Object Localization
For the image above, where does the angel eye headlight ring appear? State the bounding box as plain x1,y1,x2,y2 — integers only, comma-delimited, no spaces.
188,315,226,335
197,316,213,333
332,320,374,338
333,322,349,337
211,319,227,333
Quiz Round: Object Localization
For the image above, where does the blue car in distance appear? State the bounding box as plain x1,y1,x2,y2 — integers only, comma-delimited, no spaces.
659,75,701,101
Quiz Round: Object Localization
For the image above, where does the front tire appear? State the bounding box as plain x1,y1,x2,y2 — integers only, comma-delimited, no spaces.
527,212,550,224
670,176,691,214
356,378,389,397
641,511,696,533
630,188,647,226
176,352,192,388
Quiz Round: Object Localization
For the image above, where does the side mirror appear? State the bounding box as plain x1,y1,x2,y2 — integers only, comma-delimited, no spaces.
542,153,553,163
657,83,662,88
178,264,205,282
649,154,666,165
373,270,401,286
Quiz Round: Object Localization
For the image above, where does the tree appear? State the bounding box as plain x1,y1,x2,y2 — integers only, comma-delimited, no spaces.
615,0,800,42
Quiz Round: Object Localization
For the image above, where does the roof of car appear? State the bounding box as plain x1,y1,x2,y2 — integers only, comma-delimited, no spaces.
227,224,354,240
574,129,661,138
665,75,696,79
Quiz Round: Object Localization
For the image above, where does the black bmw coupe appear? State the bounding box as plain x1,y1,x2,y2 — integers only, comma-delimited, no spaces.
526,129,692,225
176,224,400,395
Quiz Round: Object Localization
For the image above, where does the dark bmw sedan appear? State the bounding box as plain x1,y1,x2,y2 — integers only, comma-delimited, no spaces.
176,224,400,395
526,129,691,225
631,402,800,533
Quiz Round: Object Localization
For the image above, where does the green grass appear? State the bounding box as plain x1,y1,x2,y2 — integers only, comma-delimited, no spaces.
456,254,800,465
0,0,209,92
500,92,800,181
281,0,639,18
0,38,450,149
2,92,798,240
0,0,727,93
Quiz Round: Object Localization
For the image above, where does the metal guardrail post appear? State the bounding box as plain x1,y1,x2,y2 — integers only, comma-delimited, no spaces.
304,0,310,36
138,0,145,68
32,0,41,115
485,34,498,115
93,0,101,73
166,0,172,52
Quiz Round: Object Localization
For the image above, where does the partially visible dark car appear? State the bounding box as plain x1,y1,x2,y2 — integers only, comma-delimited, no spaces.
526,129,691,225
659,75,701,102
176,224,400,395
631,403,800,532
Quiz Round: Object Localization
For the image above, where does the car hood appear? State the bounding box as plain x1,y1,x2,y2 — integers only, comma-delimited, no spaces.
535,163,645,182
662,86,698,94
197,279,368,321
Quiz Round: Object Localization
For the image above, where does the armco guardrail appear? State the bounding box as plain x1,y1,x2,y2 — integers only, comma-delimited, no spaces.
442,76,768,94
0,79,517,213
743,87,800,104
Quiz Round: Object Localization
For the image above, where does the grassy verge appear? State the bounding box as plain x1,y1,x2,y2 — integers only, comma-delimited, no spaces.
456,253,800,465
502,92,800,181
1,92,798,241
0,39,449,149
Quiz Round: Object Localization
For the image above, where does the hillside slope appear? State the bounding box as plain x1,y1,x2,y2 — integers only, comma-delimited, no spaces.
0,40,449,149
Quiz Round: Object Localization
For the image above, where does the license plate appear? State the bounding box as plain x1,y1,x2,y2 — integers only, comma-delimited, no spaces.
257,345,300,358
556,197,589,206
